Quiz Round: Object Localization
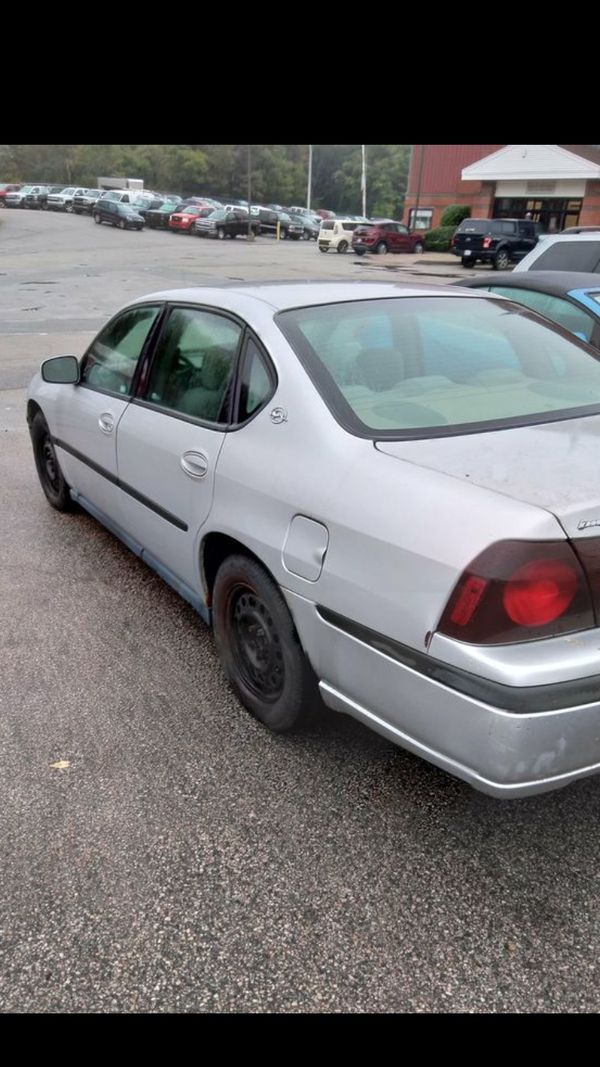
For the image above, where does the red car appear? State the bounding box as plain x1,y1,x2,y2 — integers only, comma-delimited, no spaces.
168,205,212,233
0,183,21,207
352,219,425,256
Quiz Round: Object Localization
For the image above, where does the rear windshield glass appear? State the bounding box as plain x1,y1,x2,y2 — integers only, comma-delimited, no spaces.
277,296,600,439
457,220,492,233
531,242,600,273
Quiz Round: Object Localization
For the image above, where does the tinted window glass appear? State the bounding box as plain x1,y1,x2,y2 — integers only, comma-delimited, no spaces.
533,242,600,272
457,220,491,234
278,297,600,436
82,305,160,394
237,338,274,422
144,307,241,424
489,287,596,341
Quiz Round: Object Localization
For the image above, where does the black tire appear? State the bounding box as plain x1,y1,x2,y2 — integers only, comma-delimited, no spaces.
354,248,366,256
280,229,287,240
375,241,388,254
65,202,73,214
461,257,474,267
30,411,74,512
119,219,126,230
212,554,318,732
73,208,81,215
494,248,510,270
302,230,311,241
93,213,102,224
217,228,225,240
413,241,424,254
319,246,328,253
337,240,348,254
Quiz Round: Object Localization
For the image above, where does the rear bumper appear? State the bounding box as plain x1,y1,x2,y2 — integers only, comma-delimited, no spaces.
284,591,600,798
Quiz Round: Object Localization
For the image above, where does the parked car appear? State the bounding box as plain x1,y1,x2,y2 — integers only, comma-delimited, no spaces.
145,201,180,229
454,271,600,349
288,213,319,240
0,182,21,206
287,206,322,227
129,196,166,220
5,184,50,209
45,186,87,212
93,200,144,230
169,206,212,233
277,212,304,240
318,217,368,254
452,217,539,269
194,209,261,240
28,281,600,799
72,189,103,215
352,220,425,256
513,232,600,274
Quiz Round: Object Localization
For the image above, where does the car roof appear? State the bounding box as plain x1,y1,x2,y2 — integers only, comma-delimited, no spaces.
453,271,600,296
528,232,600,245
132,281,489,314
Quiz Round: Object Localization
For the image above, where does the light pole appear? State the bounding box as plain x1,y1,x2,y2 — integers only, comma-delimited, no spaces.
247,144,254,241
307,144,313,210
361,145,367,218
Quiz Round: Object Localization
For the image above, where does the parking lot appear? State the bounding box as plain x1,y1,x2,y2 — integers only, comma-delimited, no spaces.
2,208,600,1013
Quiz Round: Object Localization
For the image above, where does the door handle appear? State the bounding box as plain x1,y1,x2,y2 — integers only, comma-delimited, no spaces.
180,450,209,479
98,412,115,434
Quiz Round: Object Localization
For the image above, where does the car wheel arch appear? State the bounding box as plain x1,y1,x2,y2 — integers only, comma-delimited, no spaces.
27,398,43,426
201,531,275,610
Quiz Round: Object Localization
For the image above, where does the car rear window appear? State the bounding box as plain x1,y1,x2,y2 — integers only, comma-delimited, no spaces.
530,241,600,273
277,296,600,439
321,221,334,231
457,220,491,233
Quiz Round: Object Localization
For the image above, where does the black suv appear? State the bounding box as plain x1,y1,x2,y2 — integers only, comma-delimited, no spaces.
452,218,539,269
93,199,144,230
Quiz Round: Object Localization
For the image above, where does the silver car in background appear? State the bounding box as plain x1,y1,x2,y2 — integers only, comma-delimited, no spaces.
26,282,600,798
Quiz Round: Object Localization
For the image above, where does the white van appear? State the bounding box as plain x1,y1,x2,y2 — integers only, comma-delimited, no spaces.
318,217,368,254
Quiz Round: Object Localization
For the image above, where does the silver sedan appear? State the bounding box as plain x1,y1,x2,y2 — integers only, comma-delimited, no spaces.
26,282,600,797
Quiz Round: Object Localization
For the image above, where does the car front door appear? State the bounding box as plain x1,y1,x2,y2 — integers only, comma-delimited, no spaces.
394,223,411,252
114,304,244,596
51,304,163,518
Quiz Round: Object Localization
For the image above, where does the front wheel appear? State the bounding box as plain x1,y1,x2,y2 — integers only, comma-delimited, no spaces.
93,213,102,224
493,248,510,270
65,202,73,214
212,555,319,732
319,246,328,253
119,219,126,230
30,412,74,511
217,228,226,240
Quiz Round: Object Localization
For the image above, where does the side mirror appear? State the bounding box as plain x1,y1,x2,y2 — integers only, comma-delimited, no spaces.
41,355,80,384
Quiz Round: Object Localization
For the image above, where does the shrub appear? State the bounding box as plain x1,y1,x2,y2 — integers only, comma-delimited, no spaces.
440,204,471,228
424,225,455,252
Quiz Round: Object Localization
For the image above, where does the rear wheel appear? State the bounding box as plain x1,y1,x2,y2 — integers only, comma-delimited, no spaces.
375,241,388,254
337,240,348,254
413,241,424,254
461,256,474,267
30,412,74,512
212,555,319,732
494,248,510,270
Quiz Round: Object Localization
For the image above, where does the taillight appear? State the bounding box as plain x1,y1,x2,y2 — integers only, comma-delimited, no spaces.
483,236,492,249
438,540,594,645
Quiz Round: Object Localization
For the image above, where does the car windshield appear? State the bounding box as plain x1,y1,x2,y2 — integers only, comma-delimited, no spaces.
277,296,600,439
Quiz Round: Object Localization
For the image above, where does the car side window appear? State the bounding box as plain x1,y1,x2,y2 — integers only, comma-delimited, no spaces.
236,337,275,423
143,306,242,424
397,225,408,235
488,287,596,342
81,305,161,395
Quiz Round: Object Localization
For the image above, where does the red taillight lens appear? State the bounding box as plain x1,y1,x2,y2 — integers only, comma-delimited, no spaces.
503,559,578,626
483,236,492,249
438,541,594,645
